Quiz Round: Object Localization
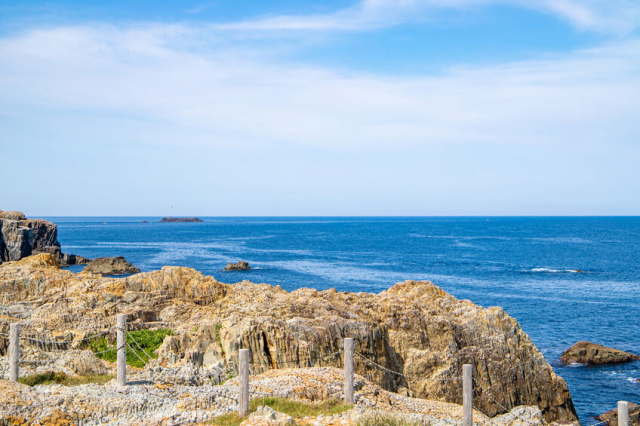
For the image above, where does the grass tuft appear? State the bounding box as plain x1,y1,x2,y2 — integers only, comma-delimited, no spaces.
18,372,113,387
208,397,352,424
88,328,173,368
357,412,431,426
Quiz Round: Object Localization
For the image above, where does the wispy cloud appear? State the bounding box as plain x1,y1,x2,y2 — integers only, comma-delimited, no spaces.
213,0,640,34
1,22,639,214
1,24,638,151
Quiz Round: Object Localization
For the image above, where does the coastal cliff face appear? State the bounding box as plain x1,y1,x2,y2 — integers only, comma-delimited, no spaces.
0,254,578,423
0,210,88,266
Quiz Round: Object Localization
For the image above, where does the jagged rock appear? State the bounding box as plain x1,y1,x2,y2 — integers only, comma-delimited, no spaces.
596,402,640,426
159,217,204,223
0,255,578,423
0,210,25,220
83,256,140,275
224,260,250,271
0,210,88,265
561,341,640,365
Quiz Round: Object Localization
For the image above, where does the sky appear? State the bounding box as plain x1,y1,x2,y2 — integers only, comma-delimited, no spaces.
1,0,639,216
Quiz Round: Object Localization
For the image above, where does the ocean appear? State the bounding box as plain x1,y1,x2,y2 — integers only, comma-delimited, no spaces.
48,216,640,424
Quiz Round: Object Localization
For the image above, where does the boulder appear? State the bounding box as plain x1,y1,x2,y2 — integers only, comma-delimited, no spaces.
596,402,640,426
0,210,26,220
83,256,140,275
224,260,251,271
159,217,204,223
561,341,640,365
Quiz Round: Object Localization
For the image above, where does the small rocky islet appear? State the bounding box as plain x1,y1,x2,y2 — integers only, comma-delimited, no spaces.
0,210,636,425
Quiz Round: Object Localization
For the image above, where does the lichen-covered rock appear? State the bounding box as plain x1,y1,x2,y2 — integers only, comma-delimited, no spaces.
83,256,140,275
0,255,577,423
561,341,640,365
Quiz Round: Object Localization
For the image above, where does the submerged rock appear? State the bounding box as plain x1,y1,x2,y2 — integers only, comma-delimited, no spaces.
561,341,640,365
83,256,140,275
224,260,250,271
159,217,204,223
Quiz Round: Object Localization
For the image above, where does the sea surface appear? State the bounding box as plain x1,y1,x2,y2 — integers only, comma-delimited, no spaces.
48,216,640,424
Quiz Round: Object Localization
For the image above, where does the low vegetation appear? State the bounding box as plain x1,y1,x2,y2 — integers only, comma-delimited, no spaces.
357,412,431,426
208,397,352,425
88,328,174,368
19,371,113,387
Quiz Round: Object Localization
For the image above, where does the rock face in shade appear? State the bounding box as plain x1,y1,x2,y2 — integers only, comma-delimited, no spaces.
83,256,140,275
596,402,640,426
0,256,579,423
159,217,204,223
224,260,250,271
561,341,640,365
0,210,88,266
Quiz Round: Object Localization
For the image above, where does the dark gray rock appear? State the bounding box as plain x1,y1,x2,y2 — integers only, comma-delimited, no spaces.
0,210,89,265
159,217,204,223
84,256,140,275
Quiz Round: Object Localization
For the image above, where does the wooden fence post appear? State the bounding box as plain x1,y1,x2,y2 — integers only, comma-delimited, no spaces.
116,314,127,386
618,401,629,426
239,349,250,417
9,323,19,382
344,338,354,404
463,364,473,426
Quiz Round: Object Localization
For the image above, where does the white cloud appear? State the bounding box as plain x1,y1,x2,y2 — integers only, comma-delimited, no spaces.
1,23,639,214
212,0,640,34
1,24,638,153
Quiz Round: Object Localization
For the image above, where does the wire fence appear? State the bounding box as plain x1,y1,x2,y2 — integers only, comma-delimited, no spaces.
0,322,632,426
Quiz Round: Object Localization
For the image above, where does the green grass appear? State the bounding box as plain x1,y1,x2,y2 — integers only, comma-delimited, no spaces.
88,328,174,368
357,413,431,426
18,371,114,387
208,397,352,425
208,412,243,426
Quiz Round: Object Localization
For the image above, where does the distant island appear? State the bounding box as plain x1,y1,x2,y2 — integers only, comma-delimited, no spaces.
159,217,204,223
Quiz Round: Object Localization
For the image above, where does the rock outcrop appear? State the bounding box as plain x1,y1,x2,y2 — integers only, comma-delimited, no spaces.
225,260,251,271
0,254,578,423
0,210,89,266
561,341,640,365
596,402,640,426
83,256,140,275
159,217,204,223
0,366,546,425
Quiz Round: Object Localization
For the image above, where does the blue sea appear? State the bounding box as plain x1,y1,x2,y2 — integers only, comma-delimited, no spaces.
48,216,640,424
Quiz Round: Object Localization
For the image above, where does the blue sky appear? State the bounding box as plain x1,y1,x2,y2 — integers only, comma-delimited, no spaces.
1,1,639,216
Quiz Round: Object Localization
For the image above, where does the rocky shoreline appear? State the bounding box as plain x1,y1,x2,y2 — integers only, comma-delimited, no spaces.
0,252,581,424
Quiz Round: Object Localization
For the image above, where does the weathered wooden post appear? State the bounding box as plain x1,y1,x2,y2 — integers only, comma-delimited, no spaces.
239,349,250,417
463,364,473,426
618,401,629,426
116,314,127,386
9,323,20,382
344,338,354,404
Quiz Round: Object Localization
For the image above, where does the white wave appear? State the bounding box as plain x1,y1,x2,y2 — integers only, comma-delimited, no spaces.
530,268,585,273
566,362,588,368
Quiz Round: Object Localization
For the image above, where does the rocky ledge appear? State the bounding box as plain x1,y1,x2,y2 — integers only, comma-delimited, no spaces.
0,367,551,425
0,254,578,423
0,210,89,266
596,402,640,426
83,256,141,275
561,341,640,365
159,217,204,223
